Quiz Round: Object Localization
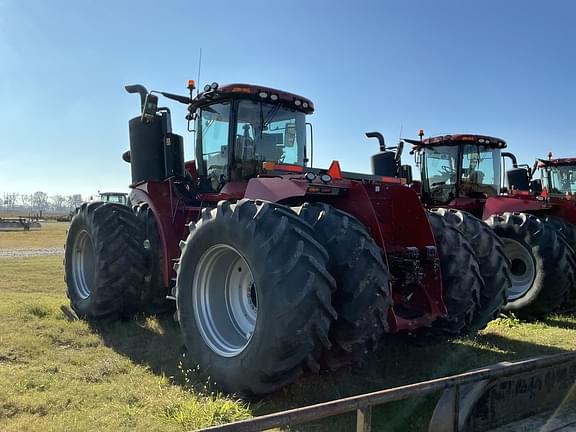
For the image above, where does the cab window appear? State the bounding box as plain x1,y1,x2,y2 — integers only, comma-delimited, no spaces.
195,102,231,191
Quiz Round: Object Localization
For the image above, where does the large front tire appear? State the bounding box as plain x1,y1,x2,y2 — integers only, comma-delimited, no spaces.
486,213,573,318
430,208,509,331
426,212,482,336
295,203,392,371
175,200,336,395
64,202,147,320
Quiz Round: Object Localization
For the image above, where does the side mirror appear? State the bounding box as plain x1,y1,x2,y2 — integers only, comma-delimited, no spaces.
122,150,131,163
530,179,543,195
399,165,413,184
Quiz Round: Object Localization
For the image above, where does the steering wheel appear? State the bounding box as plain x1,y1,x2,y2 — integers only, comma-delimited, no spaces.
440,166,455,176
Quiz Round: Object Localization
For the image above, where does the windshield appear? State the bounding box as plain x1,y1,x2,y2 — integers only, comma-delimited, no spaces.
194,100,307,190
233,100,306,179
548,165,576,194
422,144,501,204
422,145,459,204
460,145,501,197
100,194,126,204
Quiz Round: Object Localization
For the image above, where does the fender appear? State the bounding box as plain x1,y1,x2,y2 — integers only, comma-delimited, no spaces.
243,177,308,202
130,182,194,288
482,196,550,220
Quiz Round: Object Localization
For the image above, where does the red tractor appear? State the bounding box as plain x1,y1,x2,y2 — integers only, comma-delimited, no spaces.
396,132,575,318
483,154,576,311
64,82,495,395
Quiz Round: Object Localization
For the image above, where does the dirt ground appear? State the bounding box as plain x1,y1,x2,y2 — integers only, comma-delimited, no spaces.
0,247,63,258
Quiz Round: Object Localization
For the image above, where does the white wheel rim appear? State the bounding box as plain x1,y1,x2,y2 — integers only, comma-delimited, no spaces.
71,230,96,300
502,238,536,300
192,244,258,357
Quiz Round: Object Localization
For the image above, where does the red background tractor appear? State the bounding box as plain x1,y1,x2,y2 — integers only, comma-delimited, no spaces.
398,132,575,318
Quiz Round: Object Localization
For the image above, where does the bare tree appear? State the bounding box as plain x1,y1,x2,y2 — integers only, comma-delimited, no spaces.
18,194,31,208
50,194,66,211
31,191,49,211
66,194,83,209
3,193,18,208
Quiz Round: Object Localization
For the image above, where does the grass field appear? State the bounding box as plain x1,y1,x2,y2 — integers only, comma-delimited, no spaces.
1,228,575,431
0,221,67,249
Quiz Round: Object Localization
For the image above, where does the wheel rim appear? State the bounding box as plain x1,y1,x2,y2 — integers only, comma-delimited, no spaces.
193,244,258,357
72,230,96,300
502,238,536,300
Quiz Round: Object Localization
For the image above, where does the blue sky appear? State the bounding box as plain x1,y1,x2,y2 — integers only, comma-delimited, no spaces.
1,0,575,196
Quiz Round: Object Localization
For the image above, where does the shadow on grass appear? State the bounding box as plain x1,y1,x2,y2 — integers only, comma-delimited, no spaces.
542,317,576,331
93,315,572,432
93,313,186,385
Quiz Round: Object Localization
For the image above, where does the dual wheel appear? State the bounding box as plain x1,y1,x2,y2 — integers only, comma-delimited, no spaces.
174,200,392,394
486,213,576,317
431,209,576,322
64,202,171,320
427,209,510,336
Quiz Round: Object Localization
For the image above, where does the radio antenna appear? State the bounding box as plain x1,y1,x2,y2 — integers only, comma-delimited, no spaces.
196,48,203,97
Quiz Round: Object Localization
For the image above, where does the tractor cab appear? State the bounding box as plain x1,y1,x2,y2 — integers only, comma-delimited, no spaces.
97,192,128,205
536,156,576,196
123,81,313,197
408,134,506,207
189,83,312,192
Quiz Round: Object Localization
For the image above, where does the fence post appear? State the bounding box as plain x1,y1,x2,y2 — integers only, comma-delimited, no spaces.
356,406,372,432
452,384,460,432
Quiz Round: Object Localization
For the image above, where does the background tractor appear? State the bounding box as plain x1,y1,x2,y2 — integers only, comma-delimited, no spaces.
387,132,575,318
482,153,576,311
95,191,129,206
64,82,497,395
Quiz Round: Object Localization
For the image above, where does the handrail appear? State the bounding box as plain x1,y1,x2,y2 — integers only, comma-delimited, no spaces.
197,351,576,432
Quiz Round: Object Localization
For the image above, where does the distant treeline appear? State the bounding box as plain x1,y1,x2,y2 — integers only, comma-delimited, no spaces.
1,192,84,214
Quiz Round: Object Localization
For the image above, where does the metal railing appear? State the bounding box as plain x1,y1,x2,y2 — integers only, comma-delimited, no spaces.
198,351,576,432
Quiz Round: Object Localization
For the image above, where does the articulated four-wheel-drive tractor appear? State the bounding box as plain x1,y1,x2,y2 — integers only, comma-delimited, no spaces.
376,131,576,319
64,82,501,395
482,154,576,312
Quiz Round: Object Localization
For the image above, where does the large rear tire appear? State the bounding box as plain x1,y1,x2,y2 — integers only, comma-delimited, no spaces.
426,212,482,336
295,203,392,371
64,202,147,320
430,208,509,331
174,200,336,395
486,213,573,318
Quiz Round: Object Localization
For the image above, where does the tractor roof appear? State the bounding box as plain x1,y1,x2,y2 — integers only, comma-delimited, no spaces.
537,157,576,168
409,134,507,150
190,83,314,114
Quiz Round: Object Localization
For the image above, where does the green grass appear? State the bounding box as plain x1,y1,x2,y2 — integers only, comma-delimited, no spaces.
0,257,250,432
0,221,68,249
0,255,575,431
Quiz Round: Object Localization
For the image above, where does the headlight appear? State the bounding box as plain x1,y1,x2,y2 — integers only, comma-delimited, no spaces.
304,172,316,182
